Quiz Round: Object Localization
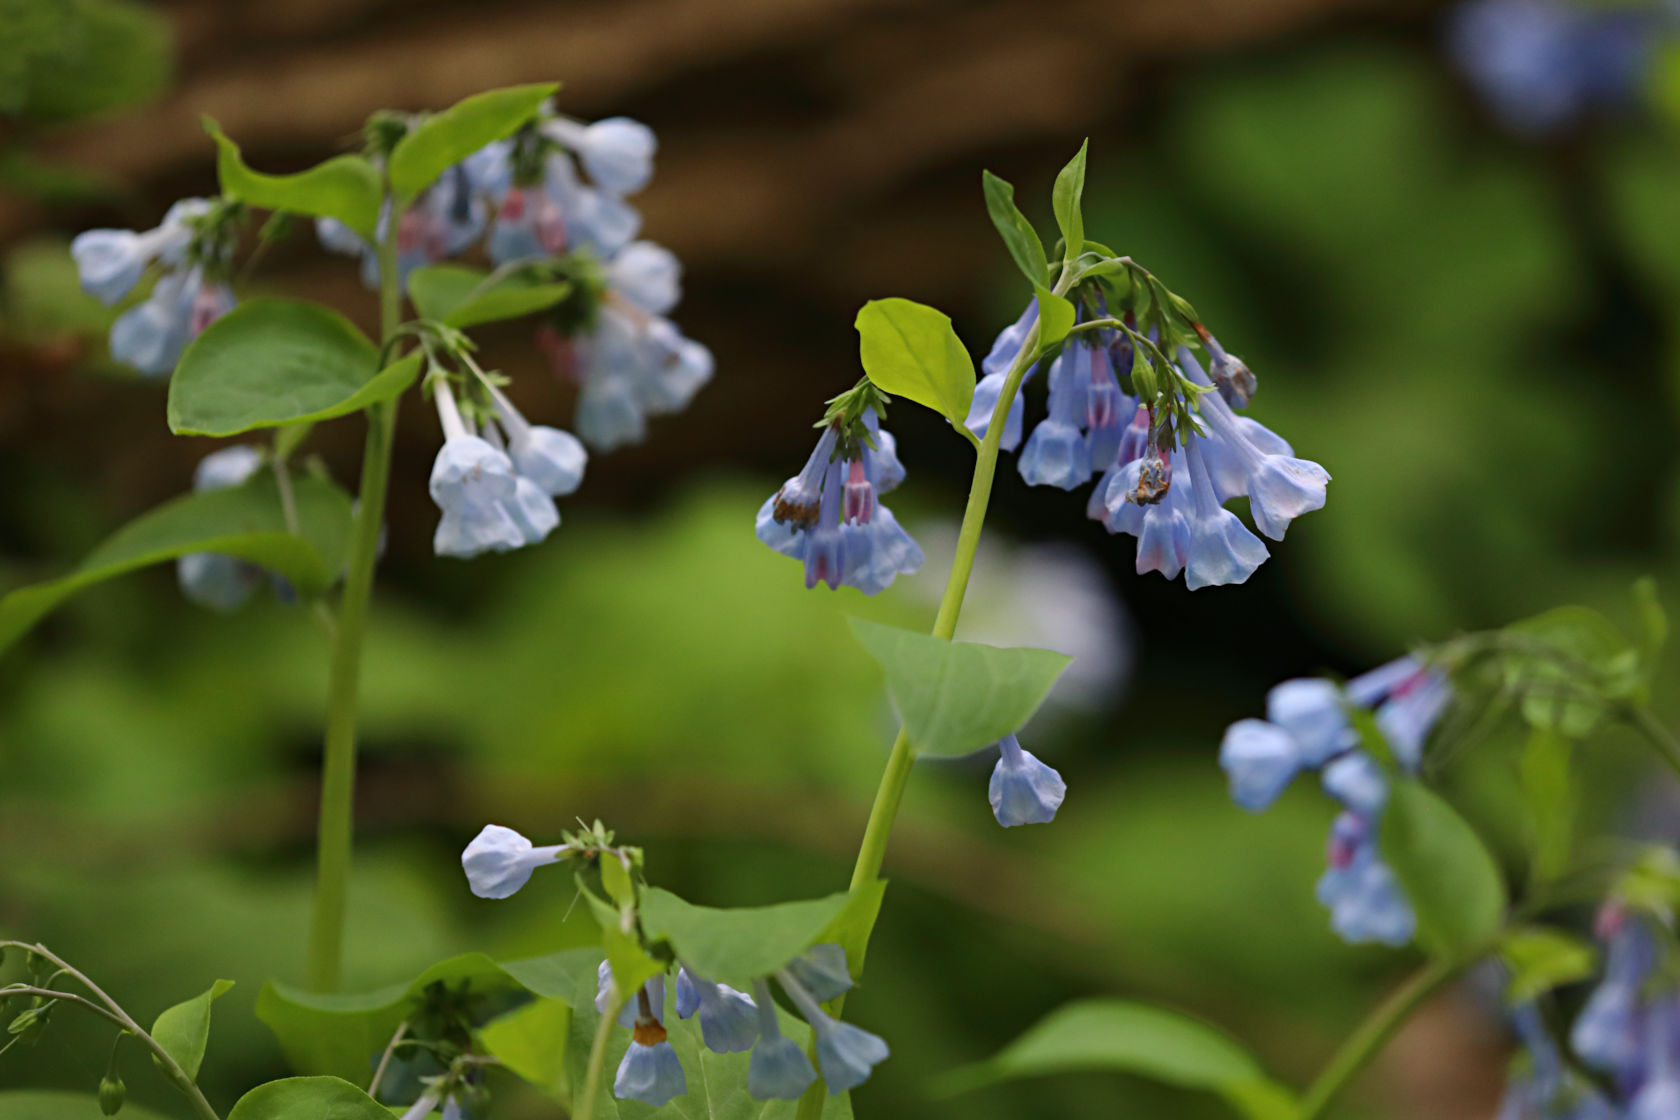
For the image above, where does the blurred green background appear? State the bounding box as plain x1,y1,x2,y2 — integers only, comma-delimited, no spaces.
2,1,1678,1118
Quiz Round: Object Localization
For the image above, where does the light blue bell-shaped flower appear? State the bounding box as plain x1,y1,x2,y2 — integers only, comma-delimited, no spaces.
840,507,922,595
756,496,806,559
1316,814,1415,947
72,229,152,306
460,824,565,899
193,445,263,492
988,734,1066,827
802,467,846,590
109,272,191,376
500,475,560,545
394,1090,443,1120
966,371,1026,451
427,434,518,508
1375,671,1451,772
1183,440,1268,589
783,945,851,1003
177,552,261,612
862,410,905,492
1320,751,1388,817
747,982,817,1100
775,973,889,1093
613,1038,686,1106
607,240,680,315
1573,912,1656,1074
596,965,668,1029
1131,459,1192,579
688,973,760,1054
1218,718,1300,811
548,116,657,195
1629,1000,1680,1120
1244,455,1330,541
434,506,524,558
1265,678,1354,767
1018,419,1090,489
635,318,713,416
982,301,1038,377
576,374,647,452
543,151,643,254
1344,656,1424,707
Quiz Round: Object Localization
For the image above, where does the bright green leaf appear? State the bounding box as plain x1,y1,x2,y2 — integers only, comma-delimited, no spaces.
168,300,400,437
847,618,1070,757
479,998,571,1098
599,851,635,907
1520,728,1575,886
408,263,572,328
854,298,975,430
816,879,888,981
226,1076,391,1120
981,170,1049,287
203,119,382,241
604,927,662,1013
638,887,852,990
933,999,1296,1120
1033,285,1076,355
149,978,234,1082
0,1091,172,1120
389,83,558,201
1499,926,1597,1005
1381,780,1508,961
0,472,353,654
1051,139,1088,263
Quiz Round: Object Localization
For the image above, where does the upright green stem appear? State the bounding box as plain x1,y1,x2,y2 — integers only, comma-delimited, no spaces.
574,996,621,1120
304,205,404,992
1298,956,1462,1120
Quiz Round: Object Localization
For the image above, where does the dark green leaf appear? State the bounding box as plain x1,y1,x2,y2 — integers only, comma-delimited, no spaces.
168,300,411,437
0,1091,172,1120
1499,927,1596,1005
638,887,852,990
408,263,572,328
1051,140,1088,264
388,83,558,201
149,978,234,1082
933,999,1296,1120
1033,286,1076,356
203,119,382,241
854,298,975,430
226,1077,391,1120
0,472,353,654
981,170,1049,287
847,618,1070,757
1380,780,1507,961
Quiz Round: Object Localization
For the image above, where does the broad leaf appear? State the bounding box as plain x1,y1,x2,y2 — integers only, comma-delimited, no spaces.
1051,140,1088,263
848,618,1070,757
1499,926,1597,1005
0,472,353,654
1381,780,1508,961
934,999,1296,1120
169,301,412,437
0,1092,173,1120
389,83,558,201
203,119,382,241
150,978,234,1082
981,170,1049,287
638,887,852,990
226,1077,390,1120
479,998,571,1098
1033,286,1075,356
854,298,975,429
408,264,572,328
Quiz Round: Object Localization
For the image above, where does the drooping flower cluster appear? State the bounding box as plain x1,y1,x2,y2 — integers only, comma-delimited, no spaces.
756,404,923,594
1448,0,1678,137
70,197,238,376
459,825,891,1104
1218,656,1451,945
969,300,1328,589
317,105,711,453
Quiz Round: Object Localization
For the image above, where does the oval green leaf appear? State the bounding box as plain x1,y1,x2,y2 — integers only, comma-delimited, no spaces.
408,263,572,328
934,999,1297,1120
227,1077,390,1120
1380,779,1508,962
150,978,234,1082
168,300,406,437
1033,285,1076,356
204,118,381,240
1499,926,1597,1005
638,887,853,990
0,471,353,654
1051,139,1088,263
848,618,1070,757
854,298,975,430
388,83,558,201
981,169,1049,287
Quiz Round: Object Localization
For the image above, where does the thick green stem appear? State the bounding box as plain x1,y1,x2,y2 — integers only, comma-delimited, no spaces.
304,206,404,992
574,1000,620,1120
1298,956,1462,1120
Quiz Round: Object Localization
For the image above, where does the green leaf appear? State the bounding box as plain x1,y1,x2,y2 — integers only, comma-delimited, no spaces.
388,83,558,201
226,1077,391,1120
1499,927,1597,1005
1503,605,1637,735
933,999,1297,1120
981,170,1049,287
0,1091,173,1120
1380,779,1507,961
604,927,663,1011
168,300,409,437
854,298,975,430
816,880,888,980
479,998,571,1098
1520,728,1575,886
203,119,382,241
149,978,234,1082
638,887,852,990
0,472,353,654
847,618,1071,757
1051,140,1088,263
408,263,572,328
1033,286,1076,356
255,948,600,1084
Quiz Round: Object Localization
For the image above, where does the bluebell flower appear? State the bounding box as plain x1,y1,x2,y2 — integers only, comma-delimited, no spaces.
1182,439,1269,589
71,198,206,305
1267,678,1357,767
109,266,234,377
395,1089,443,1120
596,965,668,1030
776,971,889,1093
460,824,566,899
613,1032,686,1106
1316,811,1415,946
487,385,587,498
1630,1000,1680,1120
1199,331,1257,409
543,115,657,196
1018,350,1093,490
606,241,681,316
988,734,1067,826
1495,1002,1616,1120
674,967,759,1054
429,382,524,559
1320,751,1388,818
1103,451,1193,580
1219,719,1300,812
1573,905,1658,1077
964,302,1038,449
561,301,711,453
783,944,852,1003
747,980,818,1100
178,445,265,612
634,317,715,418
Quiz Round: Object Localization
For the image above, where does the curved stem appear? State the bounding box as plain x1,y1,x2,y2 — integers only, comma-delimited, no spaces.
304,200,405,992
574,1000,620,1120
1298,956,1462,1120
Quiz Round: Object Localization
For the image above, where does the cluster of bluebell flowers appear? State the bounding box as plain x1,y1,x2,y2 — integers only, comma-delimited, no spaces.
968,299,1329,589
756,398,923,594
70,197,238,376
459,825,890,1105
1218,656,1451,945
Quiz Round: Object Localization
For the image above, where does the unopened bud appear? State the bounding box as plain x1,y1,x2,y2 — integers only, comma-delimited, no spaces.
99,1074,126,1116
